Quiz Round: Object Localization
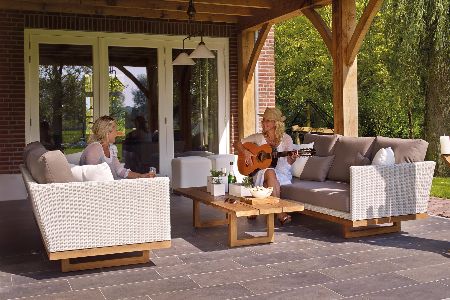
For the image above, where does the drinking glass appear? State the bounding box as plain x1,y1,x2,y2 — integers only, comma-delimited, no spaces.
149,167,157,176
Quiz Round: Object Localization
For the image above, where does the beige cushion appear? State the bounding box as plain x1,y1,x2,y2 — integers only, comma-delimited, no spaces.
371,136,428,163
26,146,48,184
300,155,335,182
41,151,75,183
303,134,340,157
281,178,350,212
327,136,375,182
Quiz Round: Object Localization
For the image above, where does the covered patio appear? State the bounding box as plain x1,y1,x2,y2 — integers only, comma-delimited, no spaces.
0,196,449,299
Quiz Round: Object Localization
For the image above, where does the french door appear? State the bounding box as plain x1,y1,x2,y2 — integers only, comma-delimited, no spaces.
25,29,229,177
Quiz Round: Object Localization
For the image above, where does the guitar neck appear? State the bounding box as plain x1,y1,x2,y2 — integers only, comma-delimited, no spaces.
275,149,315,158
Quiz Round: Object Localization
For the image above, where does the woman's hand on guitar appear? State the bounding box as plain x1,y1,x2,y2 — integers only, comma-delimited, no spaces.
287,151,298,165
244,149,254,166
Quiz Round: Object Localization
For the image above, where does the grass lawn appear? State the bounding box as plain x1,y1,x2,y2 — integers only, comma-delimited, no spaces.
431,177,450,199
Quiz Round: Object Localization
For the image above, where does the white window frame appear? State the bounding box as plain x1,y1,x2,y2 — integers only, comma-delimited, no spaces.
24,29,230,177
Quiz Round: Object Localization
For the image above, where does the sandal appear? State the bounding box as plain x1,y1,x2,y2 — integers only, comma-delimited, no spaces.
278,214,292,226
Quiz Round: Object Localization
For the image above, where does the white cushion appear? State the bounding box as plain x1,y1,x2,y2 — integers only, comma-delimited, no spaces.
70,162,114,182
291,156,309,177
292,142,314,151
372,147,395,166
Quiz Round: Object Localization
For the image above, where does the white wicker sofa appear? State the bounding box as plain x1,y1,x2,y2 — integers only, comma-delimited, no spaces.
281,134,436,238
20,143,171,272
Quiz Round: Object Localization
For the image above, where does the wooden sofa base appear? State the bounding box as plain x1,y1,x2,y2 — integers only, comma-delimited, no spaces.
300,210,428,238
48,241,171,272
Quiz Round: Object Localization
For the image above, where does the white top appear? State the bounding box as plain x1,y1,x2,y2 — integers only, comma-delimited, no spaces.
80,142,130,179
241,133,294,186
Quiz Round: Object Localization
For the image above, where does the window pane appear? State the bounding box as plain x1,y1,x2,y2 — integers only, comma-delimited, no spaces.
39,44,93,154
173,50,219,155
108,46,159,173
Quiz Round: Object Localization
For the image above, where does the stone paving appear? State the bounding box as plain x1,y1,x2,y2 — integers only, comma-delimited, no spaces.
0,194,449,300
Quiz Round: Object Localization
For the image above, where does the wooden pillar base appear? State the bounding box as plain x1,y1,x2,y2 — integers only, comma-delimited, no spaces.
343,222,401,238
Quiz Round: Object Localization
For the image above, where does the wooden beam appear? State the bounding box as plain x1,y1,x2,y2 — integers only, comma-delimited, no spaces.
0,1,239,23
347,0,384,64
238,30,256,139
238,0,332,32
332,0,358,137
245,22,271,83
302,7,332,57
164,0,274,9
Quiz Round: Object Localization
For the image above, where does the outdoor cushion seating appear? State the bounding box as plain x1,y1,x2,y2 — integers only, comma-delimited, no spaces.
171,156,212,189
281,134,436,238
20,142,171,272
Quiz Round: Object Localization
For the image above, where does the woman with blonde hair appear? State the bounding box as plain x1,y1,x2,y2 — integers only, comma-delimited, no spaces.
234,107,297,224
80,116,155,179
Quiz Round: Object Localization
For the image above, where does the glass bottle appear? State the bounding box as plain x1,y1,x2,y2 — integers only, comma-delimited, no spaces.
228,161,237,184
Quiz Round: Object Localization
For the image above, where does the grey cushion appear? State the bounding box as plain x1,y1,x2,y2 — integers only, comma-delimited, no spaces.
281,178,350,212
23,141,45,164
41,150,75,183
300,155,335,182
26,146,48,184
303,134,340,157
327,136,375,182
371,136,428,163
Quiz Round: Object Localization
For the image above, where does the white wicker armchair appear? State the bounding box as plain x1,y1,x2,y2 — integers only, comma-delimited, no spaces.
20,165,171,272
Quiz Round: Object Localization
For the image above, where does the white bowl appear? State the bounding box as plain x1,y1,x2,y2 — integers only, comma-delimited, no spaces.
249,186,273,198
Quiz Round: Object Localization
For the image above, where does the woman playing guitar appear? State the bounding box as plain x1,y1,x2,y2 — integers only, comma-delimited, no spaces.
233,107,298,225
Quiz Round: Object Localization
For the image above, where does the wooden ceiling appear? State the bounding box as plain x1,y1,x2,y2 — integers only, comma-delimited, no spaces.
1,0,332,31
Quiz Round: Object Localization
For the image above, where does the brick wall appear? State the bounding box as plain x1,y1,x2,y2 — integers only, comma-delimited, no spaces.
0,10,241,174
256,26,276,131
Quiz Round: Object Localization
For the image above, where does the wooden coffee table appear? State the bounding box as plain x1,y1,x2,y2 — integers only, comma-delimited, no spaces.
174,187,304,247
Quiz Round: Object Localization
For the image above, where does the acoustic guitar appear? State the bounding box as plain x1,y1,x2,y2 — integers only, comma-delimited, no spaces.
237,142,315,176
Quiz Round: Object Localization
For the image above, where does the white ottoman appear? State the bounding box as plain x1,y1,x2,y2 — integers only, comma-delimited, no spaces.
207,154,244,183
171,156,212,189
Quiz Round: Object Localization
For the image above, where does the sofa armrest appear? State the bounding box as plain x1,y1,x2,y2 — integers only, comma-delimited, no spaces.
20,165,171,252
349,161,435,221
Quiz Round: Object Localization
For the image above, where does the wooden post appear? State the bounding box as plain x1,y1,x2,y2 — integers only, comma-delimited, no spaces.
238,31,256,139
332,0,358,136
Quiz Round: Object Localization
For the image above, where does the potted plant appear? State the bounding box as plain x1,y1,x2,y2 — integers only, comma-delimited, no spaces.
229,176,253,197
210,177,226,196
207,169,227,193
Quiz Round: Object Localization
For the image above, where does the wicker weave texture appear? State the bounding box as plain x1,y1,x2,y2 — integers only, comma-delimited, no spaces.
350,161,435,221
20,166,171,253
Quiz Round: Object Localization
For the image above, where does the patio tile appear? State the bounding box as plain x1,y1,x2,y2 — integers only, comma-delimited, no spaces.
177,247,254,264
0,280,71,299
155,258,242,278
18,288,105,300
189,265,282,287
149,256,184,267
360,282,450,299
251,285,342,299
0,274,11,288
323,273,418,297
267,256,354,275
68,268,163,290
100,276,199,299
11,268,101,285
338,247,417,263
396,262,450,283
232,250,312,267
247,240,319,254
388,252,450,268
318,260,401,280
301,243,379,258
240,271,334,294
150,283,253,300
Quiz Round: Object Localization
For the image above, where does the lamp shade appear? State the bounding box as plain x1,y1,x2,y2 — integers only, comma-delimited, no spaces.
189,42,215,59
172,52,195,65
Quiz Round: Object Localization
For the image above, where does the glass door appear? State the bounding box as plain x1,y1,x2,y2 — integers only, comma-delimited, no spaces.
37,44,94,154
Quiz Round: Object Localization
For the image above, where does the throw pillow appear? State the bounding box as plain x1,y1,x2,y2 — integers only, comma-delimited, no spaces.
26,146,48,183
371,136,428,163
300,155,335,182
41,150,76,183
303,134,340,157
372,147,395,165
65,151,83,165
71,162,114,182
327,136,375,183
291,156,309,177
23,141,45,164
